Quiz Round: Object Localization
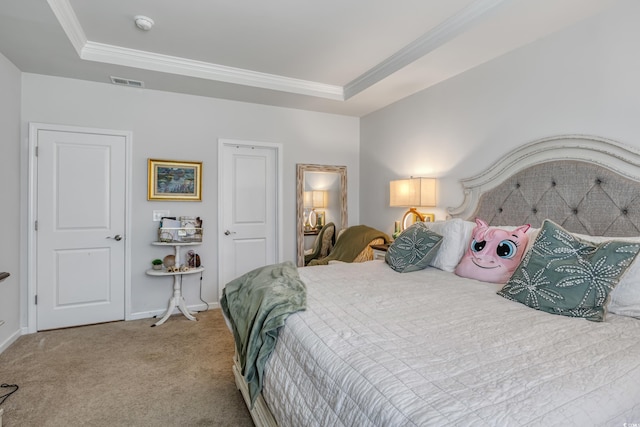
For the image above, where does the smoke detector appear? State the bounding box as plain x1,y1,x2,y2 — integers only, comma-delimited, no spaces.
134,15,154,31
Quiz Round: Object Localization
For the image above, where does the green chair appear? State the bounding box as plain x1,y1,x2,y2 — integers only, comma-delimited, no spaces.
304,223,336,266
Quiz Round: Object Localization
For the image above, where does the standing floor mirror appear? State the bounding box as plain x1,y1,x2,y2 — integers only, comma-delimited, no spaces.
296,164,347,267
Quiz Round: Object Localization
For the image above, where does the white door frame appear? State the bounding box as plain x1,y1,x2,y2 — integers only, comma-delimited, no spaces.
26,122,133,334
217,139,283,298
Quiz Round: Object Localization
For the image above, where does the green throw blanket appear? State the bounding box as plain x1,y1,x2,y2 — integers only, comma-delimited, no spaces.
220,261,306,406
308,225,390,265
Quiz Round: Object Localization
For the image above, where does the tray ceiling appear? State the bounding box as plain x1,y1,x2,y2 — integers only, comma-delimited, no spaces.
0,0,617,116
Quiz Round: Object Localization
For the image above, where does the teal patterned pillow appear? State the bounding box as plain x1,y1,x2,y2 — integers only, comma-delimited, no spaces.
385,222,443,273
498,220,640,321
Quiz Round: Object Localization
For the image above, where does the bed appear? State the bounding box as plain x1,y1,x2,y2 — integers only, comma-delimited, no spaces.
224,135,640,427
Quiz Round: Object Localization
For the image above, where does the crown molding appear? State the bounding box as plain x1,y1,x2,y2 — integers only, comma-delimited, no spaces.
343,0,512,100
47,0,86,56
47,0,509,101
81,42,344,100
47,0,343,99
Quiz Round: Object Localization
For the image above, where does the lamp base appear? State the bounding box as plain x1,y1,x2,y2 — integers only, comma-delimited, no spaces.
401,208,435,230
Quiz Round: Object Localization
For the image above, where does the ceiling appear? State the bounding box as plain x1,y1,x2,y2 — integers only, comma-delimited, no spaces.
0,0,617,117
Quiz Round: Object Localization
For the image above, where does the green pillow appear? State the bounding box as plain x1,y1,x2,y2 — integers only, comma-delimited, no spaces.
498,220,640,321
385,222,442,273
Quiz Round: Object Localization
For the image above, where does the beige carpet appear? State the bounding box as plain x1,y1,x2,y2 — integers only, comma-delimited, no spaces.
0,309,254,427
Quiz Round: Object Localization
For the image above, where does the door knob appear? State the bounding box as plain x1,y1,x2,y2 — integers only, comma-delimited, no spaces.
224,230,236,236
107,234,123,241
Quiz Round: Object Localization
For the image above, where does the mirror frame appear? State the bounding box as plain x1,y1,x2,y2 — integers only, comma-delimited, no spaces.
296,164,348,267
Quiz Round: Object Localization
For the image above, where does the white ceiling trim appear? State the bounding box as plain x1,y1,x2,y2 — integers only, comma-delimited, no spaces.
47,0,511,102
47,0,345,99
47,0,86,55
343,0,513,100
81,41,345,100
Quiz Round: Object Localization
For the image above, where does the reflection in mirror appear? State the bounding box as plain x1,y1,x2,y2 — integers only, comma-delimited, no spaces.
296,164,347,267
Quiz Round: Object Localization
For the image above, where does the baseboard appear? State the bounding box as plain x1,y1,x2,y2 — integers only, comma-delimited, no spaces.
129,301,220,321
0,327,22,354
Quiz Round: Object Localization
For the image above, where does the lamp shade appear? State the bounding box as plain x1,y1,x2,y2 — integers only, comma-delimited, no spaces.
389,177,436,207
304,190,326,208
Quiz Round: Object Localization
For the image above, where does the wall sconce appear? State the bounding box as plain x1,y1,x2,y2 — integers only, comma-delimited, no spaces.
304,190,326,229
389,177,436,231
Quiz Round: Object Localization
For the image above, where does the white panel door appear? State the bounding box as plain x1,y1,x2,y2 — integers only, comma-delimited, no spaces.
219,142,279,295
37,129,126,330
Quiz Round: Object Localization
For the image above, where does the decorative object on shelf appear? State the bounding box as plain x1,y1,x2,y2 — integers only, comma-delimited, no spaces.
389,177,437,230
166,265,191,273
148,158,202,201
162,254,175,268
159,231,173,242
151,259,163,270
157,216,203,243
187,250,201,268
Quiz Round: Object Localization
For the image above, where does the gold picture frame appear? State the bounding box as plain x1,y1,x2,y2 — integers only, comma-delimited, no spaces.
148,159,202,201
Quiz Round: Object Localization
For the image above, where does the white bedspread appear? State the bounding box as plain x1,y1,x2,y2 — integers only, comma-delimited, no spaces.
261,261,640,427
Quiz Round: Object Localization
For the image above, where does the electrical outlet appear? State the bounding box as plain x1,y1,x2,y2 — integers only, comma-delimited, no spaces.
153,210,170,221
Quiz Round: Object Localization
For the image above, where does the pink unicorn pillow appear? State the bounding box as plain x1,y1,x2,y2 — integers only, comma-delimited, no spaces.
454,218,530,284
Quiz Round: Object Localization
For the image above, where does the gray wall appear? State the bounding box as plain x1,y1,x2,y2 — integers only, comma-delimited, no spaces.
0,52,21,351
20,74,359,322
360,0,640,235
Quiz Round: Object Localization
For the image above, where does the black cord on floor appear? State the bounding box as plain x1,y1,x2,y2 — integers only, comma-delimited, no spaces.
198,270,209,312
0,383,18,405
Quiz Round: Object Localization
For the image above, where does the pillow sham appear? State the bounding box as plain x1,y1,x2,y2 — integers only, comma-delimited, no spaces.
609,258,640,318
385,222,443,273
498,219,640,321
455,218,531,284
572,232,640,318
422,218,476,272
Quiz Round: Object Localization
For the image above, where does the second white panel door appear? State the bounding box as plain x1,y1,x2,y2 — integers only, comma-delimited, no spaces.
219,141,279,296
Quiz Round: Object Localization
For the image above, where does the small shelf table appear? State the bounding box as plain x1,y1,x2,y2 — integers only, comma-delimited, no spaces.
146,242,203,327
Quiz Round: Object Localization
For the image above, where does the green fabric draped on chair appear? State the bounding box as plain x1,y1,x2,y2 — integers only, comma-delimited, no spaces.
304,223,336,265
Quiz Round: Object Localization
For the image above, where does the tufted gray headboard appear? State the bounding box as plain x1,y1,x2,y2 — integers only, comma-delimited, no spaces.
448,135,640,237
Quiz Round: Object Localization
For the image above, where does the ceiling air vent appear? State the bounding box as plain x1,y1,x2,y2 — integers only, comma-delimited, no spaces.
110,76,144,88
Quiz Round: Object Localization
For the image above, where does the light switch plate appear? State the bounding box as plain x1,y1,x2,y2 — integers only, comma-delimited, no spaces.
153,210,170,221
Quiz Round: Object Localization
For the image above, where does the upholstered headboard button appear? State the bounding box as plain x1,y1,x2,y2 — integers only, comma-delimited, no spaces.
572,208,578,214
498,208,503,213
596,178,603,185
532,208,538,214
622,208,629,215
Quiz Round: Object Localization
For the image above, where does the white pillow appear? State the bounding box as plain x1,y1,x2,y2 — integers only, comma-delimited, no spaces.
422,219,476,272
572,232,640,318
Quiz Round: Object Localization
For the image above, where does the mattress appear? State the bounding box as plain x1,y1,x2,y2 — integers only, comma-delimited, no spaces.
261,261,640,426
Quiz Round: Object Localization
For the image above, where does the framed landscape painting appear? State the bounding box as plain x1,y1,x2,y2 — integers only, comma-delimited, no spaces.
148,159,202,201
